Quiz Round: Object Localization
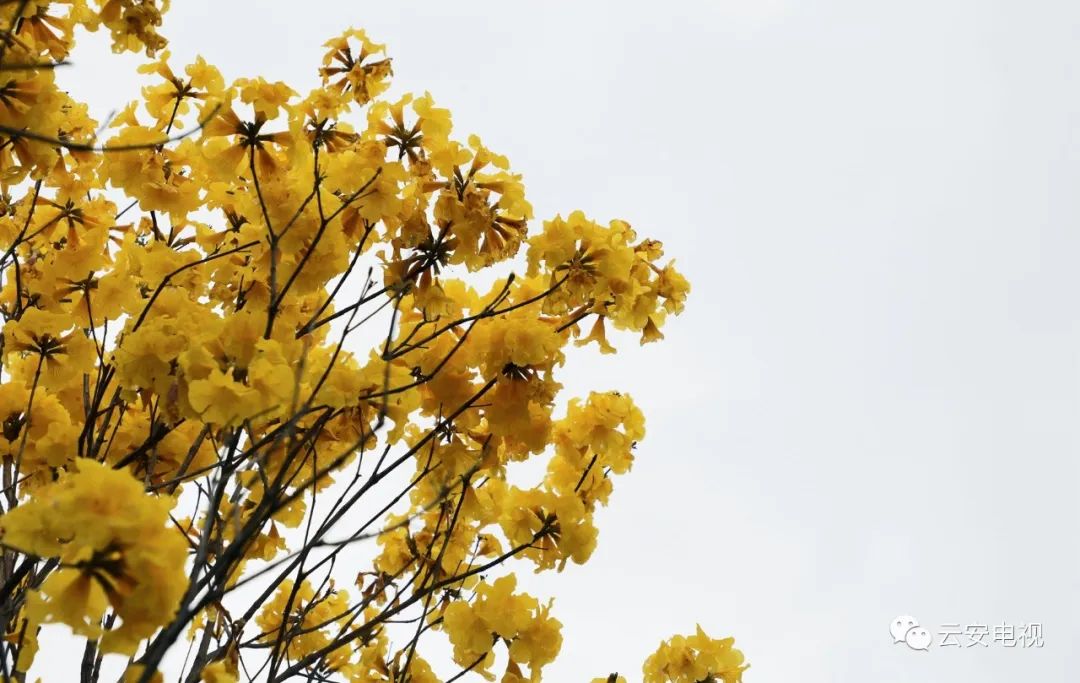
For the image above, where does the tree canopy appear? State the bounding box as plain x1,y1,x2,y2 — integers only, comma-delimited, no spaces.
0,2,745,681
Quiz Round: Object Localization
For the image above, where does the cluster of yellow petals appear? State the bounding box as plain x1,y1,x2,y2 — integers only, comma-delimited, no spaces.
641,626,748,683
589,626,747,683
255,580,354,665
0,460,187,654
442,575,562,682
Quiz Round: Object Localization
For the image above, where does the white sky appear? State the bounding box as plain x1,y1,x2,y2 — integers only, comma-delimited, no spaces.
35,1,1080,681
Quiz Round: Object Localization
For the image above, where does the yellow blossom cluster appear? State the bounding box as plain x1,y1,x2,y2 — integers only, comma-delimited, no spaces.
0,460,187,655
255,580,354,666
590,627,747,683
442,575,562,681
642,626,748,683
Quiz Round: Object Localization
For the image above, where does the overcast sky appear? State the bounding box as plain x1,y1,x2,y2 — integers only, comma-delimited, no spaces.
41,1,1080,681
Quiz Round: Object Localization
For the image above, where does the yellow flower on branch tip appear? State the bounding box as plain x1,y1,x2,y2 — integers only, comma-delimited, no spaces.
368,92,453,164
657,260,691,313
0,460,187,656
443,601,494,674
3,308,96,392
320,28,392,106
442,575,563,681
0,73,44,124
506,601,563,675
640,315,666,344
3,308,73,357
94,0,171,56
255,580,353,664
136,51,225,124
576,315,617,354
235,77,296,121
17,5,74,60
102,127,201,215
186,369,261,426
413,92,452,151
201,104,292,178
32,194,107,249
0,381,77,482
642,626,748,683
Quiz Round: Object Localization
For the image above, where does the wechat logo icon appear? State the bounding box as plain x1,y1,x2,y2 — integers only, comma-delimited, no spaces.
891,615,932,650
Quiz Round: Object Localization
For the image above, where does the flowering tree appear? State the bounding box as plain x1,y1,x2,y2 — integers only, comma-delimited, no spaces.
0,2,746,682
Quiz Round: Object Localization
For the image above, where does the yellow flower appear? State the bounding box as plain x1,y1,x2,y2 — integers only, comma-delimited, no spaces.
201,103,292,178
506,601,563,676
427,138,533,271
103,128,201,215
642,626,747,683
443,601,494,675
92,0,170,56
236,77,296,121
3,307,96,392
320,29,392,106
576,315,617,354
255,580,353,664
442,576,563,681
0,460,188,654
0,380,77,482
640,315,666,344
186,369,261,426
